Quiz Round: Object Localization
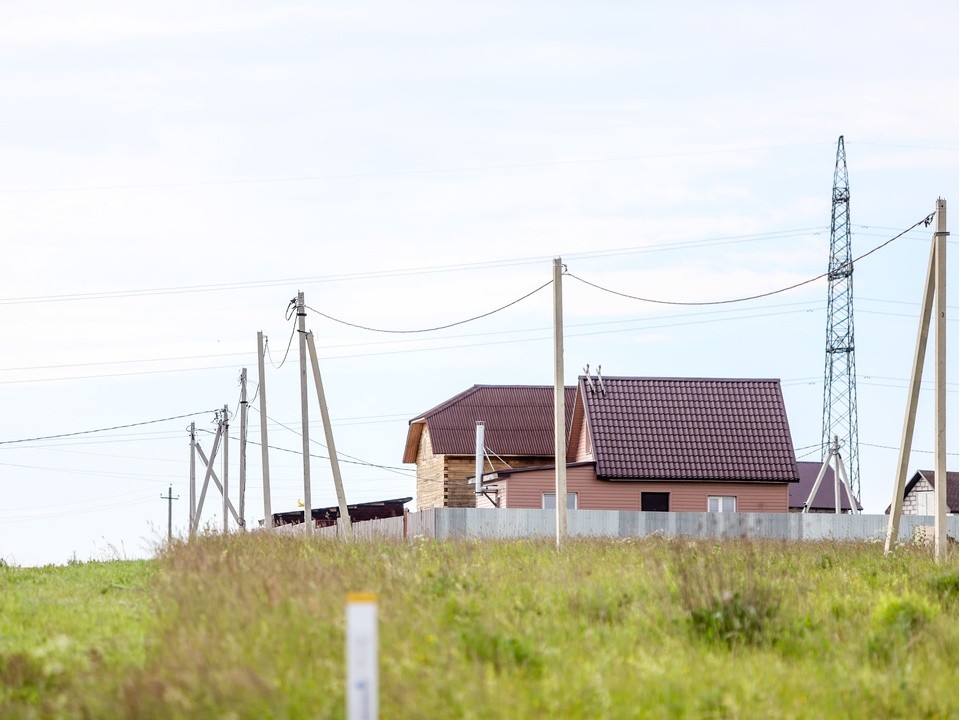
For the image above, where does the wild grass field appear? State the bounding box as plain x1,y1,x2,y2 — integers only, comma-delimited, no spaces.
0,535,956,719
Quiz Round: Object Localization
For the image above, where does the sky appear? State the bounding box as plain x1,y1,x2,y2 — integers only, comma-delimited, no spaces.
0,1,957,566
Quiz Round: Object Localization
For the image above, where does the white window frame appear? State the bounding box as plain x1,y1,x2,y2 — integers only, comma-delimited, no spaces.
542,492,578,510
707,495,736,513
916,490,934,516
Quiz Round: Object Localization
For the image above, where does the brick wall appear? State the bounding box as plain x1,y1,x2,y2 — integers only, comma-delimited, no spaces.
903,475,934,515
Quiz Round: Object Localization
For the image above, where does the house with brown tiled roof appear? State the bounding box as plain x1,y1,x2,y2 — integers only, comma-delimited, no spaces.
789,461,862,513
476,376,800,513
885,470,959,516
403,385,575,509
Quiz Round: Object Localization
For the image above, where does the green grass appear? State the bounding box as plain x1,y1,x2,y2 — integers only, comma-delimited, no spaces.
0,536,956,719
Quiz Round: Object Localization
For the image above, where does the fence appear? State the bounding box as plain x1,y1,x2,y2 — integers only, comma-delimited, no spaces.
311,508,958,544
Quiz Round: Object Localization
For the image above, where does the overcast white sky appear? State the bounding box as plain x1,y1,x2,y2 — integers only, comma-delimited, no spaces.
1,1,957,565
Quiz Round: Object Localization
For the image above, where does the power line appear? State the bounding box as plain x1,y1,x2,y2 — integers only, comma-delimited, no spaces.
0,141,831,195
197,423,415,477
0,227,826,306
565,214,936,307
305,279,553,334
256,411,415,476
0,411,218,446
860,442,958,457
266,304,298,368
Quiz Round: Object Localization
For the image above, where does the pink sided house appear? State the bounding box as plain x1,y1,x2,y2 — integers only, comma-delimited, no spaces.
478,375,800,513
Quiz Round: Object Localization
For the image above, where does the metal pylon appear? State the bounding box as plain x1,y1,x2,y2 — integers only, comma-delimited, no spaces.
821,136,860,500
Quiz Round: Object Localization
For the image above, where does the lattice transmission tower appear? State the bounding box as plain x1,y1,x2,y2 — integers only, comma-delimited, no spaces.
821,135,860,499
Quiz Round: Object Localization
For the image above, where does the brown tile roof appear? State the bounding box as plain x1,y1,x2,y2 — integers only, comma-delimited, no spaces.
404,385,576,462
580,376,799,482
791,461,861,511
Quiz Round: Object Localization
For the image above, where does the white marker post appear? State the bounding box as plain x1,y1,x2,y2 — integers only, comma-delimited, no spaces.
346,592,378,720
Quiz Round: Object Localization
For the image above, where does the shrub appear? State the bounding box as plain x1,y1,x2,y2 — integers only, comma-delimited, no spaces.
925,572,958,607
672,540,782,647
867,593,937,663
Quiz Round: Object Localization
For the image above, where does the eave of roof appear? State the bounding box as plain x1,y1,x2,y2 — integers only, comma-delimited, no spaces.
405,384,576,459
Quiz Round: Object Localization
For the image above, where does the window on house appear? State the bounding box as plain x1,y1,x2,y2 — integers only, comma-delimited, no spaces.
641,492,670,512
542,492,577,510
708,496,737,513
916,491,934,516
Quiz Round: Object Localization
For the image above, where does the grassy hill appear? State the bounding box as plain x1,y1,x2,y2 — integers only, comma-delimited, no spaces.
1,535,956,719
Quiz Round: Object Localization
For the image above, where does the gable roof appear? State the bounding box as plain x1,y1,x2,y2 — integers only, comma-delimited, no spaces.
790,461,861,511
574,376,798,482
403,385,576,463
903,470,959,514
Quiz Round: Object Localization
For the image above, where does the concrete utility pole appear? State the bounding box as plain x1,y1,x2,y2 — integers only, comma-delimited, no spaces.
933,200,948,561
553,258,567,551
239,368,248,530
161,485,179,543
188,422,197,539
297,292,313,534
257,331,273,530
222,404,230,534
885,199,950,561
306,331,354,540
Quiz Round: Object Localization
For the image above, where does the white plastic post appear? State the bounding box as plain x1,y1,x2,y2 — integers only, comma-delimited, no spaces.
474,421,485,496
346,593,378,720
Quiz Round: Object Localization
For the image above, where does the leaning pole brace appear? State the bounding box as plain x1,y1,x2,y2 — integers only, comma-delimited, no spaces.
885,199,948,559
192,417,223,535
306,330,354,540
194,443,243,526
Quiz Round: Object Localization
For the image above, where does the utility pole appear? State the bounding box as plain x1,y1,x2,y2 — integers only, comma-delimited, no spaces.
933,200,948,561
188,422,196,539
257,331,273,530
553,258,567,551
239,368,248,530
297,292,313,534
306,330,354,540
222,404,230,534
821,136,861,502
885,199,949,560
161,485,179,543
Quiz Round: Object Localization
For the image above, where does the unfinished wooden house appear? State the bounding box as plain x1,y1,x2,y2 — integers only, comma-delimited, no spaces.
403,385,575,509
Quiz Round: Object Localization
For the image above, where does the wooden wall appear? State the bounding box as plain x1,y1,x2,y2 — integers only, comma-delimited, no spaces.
502,465,790,513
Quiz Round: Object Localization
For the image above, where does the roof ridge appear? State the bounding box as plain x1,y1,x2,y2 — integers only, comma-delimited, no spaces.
578,375,782,383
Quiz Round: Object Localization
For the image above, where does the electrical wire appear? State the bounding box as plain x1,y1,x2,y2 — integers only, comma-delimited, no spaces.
566,214,936,307
255,411,415,476
194,422,415,477
0,411,219,447
305,279,553,333
266,303,298,369
0,141,831,195
860,441,958,456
